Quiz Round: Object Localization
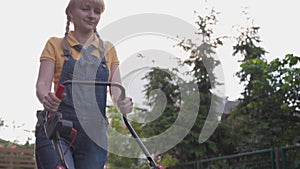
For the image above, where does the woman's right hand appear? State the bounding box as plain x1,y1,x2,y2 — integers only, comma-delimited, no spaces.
42,92,62,112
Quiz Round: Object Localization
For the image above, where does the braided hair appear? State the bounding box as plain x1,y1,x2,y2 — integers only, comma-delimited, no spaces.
61,0,106,53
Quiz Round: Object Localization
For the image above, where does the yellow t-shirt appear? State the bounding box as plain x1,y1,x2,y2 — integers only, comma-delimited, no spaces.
40,32,119,91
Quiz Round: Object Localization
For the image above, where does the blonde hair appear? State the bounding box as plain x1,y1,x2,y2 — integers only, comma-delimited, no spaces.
61,0,105,52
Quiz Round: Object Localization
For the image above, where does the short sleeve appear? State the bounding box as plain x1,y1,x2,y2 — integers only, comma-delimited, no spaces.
105,41,120,65
40,37,61,63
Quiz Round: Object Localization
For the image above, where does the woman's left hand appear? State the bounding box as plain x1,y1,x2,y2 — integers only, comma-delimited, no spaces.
117,97,133,115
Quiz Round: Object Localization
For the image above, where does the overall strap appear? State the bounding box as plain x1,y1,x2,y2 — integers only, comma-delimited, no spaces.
73,44,102,65
63,49,72,58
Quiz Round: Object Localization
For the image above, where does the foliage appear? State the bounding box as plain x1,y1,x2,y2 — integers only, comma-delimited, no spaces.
0,118,3,127
0,137,34,149
106,106,140,168
230,22,300,152
157,154,179,168
0,117,34,149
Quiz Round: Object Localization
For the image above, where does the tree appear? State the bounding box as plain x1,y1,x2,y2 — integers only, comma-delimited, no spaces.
230,21,300,151
140,9,237,164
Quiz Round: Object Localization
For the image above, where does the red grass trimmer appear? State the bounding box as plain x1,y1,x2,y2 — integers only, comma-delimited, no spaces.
45,80,164,169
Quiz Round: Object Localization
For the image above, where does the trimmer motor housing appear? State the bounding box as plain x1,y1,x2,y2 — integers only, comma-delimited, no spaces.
44,111,73,140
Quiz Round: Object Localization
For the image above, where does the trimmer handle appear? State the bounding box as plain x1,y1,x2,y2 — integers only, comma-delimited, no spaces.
47,84,65,115
60,80,126,100
56,84,65,99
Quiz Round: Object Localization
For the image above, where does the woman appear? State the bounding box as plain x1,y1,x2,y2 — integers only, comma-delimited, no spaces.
35,0,133,168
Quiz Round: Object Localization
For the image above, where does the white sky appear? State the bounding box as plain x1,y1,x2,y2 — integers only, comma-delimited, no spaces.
0,0,299,144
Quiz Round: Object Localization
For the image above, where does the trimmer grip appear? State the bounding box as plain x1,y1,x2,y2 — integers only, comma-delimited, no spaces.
56,84,65,99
